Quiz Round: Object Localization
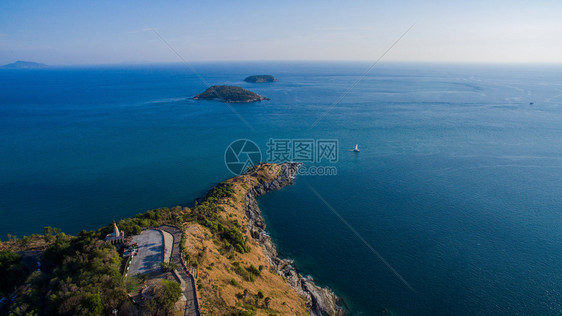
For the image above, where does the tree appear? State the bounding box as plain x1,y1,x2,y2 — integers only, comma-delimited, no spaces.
0,250,29,297
84,293,103,315
264,297,271,309
154,279,182,312
43,227,61,242
160,262,178,272
11,231,127,314
0,250,21,269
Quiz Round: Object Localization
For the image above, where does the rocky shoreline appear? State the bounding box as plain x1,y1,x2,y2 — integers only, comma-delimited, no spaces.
244,74,278,83
244,163,347,316
193,85,270,103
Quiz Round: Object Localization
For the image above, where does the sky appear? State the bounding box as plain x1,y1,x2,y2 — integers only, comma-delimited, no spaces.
1,0,561,65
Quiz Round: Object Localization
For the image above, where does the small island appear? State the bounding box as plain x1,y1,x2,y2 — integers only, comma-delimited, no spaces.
193,85,269,103
244,74,278,83
1,61,47,69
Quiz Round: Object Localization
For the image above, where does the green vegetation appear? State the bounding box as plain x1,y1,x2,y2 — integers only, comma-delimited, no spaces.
187,182,250,253
145,279,182,314
43,226,62,242
160,261,178,272
12,230,127,315
232,262,254,282
247,264,261,277
244,75,277,83
234,287,273,315
0,206,192,311
124,275,143,292
1,168,283,315
205,182,236,201
193,85,269,103
107,207,182,236
97,183,234,242
0,250,30,298
231,262,263,282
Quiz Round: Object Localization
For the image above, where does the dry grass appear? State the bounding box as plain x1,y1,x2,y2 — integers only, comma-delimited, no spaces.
183,164,310,315
0,164,309,315
0,234,54,252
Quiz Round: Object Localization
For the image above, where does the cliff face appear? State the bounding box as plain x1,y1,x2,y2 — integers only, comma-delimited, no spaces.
245,163,347,316
180,163,346,315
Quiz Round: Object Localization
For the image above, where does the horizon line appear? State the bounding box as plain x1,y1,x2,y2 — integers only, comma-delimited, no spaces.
3,59,562,68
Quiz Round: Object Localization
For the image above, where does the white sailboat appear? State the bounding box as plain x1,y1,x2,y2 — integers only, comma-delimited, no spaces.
353,144,360,152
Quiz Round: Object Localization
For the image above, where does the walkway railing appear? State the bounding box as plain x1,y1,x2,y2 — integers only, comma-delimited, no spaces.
159,225,201,316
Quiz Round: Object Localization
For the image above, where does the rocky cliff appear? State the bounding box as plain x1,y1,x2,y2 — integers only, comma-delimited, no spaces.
245,163,347,316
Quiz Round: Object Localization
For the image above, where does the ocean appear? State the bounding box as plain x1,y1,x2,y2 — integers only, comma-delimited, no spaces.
1,62,561,315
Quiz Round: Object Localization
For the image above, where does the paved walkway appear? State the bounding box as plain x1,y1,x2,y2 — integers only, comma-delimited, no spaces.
162,230,173,263
159,225,200,316
129,229,163,276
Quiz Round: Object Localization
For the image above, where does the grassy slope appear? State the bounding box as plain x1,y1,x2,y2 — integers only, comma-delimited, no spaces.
0,163,309,315
183,163,309,315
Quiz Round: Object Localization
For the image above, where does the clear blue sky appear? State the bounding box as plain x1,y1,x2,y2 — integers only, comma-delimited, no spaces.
1,0,561,65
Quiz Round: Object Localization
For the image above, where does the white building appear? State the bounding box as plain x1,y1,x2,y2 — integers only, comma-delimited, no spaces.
104,221,125,244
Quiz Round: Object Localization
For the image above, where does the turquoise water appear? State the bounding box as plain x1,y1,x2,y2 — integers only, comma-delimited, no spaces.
1,62,561,315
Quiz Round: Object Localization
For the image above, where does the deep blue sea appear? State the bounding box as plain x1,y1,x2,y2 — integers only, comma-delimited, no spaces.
1,62,561,315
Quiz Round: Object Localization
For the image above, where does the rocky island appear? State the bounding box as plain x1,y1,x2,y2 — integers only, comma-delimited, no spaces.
0,163,346,315
193,85,269,103
1,61,47,69
244,75,278,83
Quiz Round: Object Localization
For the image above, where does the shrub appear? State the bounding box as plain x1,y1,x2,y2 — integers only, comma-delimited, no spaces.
13,231,127,314
232,262,255,282
0,250,29,298
247,265,261,277
154,279,182,312
205,182,235,200
160,262,177,272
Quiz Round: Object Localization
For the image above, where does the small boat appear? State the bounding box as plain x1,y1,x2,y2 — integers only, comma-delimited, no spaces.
353,144,360,152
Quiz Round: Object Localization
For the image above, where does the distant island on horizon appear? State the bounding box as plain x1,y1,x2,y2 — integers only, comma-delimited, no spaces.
1,61,47,69
244,74,278,83
194,85,270,103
